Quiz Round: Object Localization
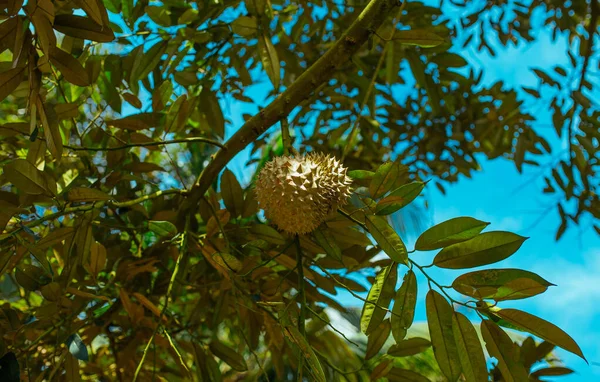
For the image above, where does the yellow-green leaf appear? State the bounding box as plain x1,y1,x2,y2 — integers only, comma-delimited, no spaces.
131,41,168,83
360,263,397,334
375,181,425,215
365,319,391,360
415,217,490,251
258,33,280,89
36,99,63,160
425,290,461,381
394,29,445,47
67,187,111,202
452,312,488,382
387,337,431,357
49,47,90,86
232,16,257,37
452,268,553,301
212,253,242,272
85,241,107,277
391,270,417,342
313,225,341,260
386,368,430,382
480,320,529,382
282,324,326,382
0,66,26,103
3,159,49,195
433,231,527,269
220,169,244,218
494,308,585,361
78,0,104,25
366,215,408,265
250,224,286,245
369,161,399,199
148,220,177,238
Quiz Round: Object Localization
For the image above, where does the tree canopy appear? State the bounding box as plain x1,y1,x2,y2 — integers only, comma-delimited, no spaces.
0,0,597,381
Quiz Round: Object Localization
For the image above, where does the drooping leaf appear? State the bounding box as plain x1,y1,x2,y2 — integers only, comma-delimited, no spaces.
15,264,49,291
387,337,431,357
393,29,445,47
452,268,554,301
425,290,461,381
375,181,425,215
53,15,115,42
347,170,374,180
258,33,280,89
220,169,244,218
415,217,490,251
494,309,585,361
360,263,397,335
130,41,168,83
65,353,81,382
391,270,417,342
282,324,326,382
366,215,408,265
433,231,527,269
85,241,107,278
36,100,63,160
365,319,391,360
530,367,574,377
480,320,529,382
452,312,488,382
66,333,89,361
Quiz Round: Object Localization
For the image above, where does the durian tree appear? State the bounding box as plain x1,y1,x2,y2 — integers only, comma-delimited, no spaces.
0,0,596,381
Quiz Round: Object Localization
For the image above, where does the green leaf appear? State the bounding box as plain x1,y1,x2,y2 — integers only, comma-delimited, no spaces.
452,312,488,382
53,15,115,42
415,217,489,251
131,41,168,83
66,333,89,361
494,309,585,361
0,66,26,103
4,159,50,195
531,367,574,377
433,231,527,269
177,8,198,24
360,263,397,335
250,224,286,245
375,181,425,215
393,29,445,47
148,220,177,238
425,290,461,381
38,100,63,160
365,319,391,360
366,215,408,265
391,270,417,342
212,253,242,272
480,320,529,382
313,225,342,260
15,264,49,291
347,170,375,180
369,161,399,199
220,169,244,218
452,268,554,301
145,5,171,27
258,33,280,89
282,325,326,382
232,16,258,37
67,187,112,202
386,367,430,382
209,340,247,371
387,337,431,357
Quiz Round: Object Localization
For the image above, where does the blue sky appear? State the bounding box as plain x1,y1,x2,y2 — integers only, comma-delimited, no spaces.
217,11,600,381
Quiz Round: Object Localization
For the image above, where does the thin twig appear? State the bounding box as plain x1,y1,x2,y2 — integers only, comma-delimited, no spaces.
295,235,306,382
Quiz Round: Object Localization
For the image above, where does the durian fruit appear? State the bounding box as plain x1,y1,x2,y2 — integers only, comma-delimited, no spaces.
254,152,353,235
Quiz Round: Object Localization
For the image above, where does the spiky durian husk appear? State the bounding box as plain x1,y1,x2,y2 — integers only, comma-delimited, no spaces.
254,153,353,235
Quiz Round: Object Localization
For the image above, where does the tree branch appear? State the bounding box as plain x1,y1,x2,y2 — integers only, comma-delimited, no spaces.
64,137,224,151
179,0,400,217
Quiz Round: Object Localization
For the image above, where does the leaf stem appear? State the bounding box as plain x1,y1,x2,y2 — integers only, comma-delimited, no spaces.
64,137,224,151
295,234,306,381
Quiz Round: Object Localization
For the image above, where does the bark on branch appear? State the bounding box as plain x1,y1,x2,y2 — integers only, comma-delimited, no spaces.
179,0,400,216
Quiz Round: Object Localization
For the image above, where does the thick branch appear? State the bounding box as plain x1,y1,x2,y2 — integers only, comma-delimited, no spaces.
64,137,224,151
180,0,399,214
